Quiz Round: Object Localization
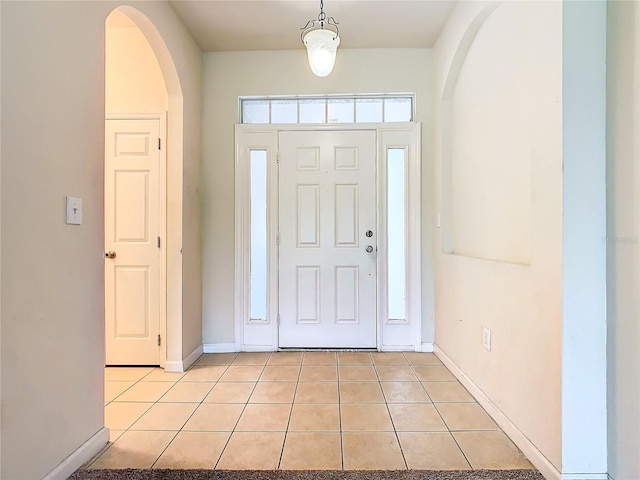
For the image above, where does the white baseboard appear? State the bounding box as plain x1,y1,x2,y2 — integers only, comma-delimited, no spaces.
203,343,238,353
241,345,276,352
420,342,434,352
183,344,203,370
164,345,203,372
43,427,109,480
380,345,415,352
434,345,562,480
202,344,277,353
562,475,608,480
163,360,183,372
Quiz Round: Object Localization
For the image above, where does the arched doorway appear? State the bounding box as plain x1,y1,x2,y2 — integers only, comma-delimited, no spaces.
104,6,184,368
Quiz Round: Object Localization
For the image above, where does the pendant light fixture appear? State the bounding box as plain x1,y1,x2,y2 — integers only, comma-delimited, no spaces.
300,0,340,77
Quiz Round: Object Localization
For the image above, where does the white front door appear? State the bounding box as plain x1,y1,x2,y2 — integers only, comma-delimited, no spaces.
105,118,162,365
278,130,377,348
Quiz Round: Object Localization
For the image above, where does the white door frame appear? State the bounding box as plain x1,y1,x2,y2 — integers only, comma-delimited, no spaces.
235,123,421,351
105,112,168,367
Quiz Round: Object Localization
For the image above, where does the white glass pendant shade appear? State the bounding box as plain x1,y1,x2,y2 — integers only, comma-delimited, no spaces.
303,29,340,77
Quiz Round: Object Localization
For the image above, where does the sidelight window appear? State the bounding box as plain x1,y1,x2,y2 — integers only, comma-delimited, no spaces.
250,150,268,322
387,148,407,322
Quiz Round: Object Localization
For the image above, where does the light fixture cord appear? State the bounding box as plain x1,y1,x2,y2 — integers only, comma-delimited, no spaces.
318,0,326,28
300,0,339,42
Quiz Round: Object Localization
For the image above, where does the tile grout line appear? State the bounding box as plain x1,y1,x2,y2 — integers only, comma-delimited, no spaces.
214,352,271,470
131,355,215,470
377,353,408,470
105,366,155,403
447,430,475,470
105,354,235,469
95,366,172,467
148,430,181,470
276,353,303,469
103,368,160,439
404,354,474,469
422,368,475,470
100,354,272,469
410,361,437,403
336,353,344,471
150,353,231,469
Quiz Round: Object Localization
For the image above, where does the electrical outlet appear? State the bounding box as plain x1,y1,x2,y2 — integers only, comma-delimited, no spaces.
482,326,491,351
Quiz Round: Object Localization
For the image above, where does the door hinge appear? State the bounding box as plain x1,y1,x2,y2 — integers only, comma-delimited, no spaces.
277,314,280,326
157,334,161,346
158,138,161,150
276,151,280,163
276,233,280,245
157,236,161,248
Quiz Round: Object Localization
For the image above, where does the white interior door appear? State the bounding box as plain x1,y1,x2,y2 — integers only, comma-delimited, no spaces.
278,130,377,348
105,118,161,365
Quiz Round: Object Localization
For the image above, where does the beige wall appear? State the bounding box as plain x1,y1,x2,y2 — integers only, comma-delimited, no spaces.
201,48,434,346
1,2,107,477
0,1,201,478
607,2,640,478
433,1,562,469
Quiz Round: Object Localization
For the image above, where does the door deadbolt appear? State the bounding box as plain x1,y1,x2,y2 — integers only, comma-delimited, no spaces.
365,230,374,238
105,251,116,259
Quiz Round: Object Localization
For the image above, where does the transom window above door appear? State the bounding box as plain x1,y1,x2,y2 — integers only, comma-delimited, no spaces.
240,94,414,124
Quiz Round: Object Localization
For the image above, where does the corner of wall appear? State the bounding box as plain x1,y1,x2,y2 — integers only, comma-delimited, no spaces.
605,1,640,478
561,0,608,475
0,2,3,471
165,343,202,372
0,4,3,473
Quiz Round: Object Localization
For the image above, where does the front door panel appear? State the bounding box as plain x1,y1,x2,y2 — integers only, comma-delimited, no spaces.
278,130,377,348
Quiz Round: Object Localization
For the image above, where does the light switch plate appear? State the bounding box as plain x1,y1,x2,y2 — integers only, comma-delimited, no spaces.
482,326,491,351
66,196,82,225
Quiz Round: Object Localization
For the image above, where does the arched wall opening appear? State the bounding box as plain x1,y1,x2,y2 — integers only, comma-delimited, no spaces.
439,3,499,255
105,6,185,369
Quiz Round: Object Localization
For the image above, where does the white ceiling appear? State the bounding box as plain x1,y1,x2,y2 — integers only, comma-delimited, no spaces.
168,1,457,51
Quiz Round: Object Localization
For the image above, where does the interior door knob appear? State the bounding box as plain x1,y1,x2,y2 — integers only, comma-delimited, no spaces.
105,251,116,259
365,245,374,253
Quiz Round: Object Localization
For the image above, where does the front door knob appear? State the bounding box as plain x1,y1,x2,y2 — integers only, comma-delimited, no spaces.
365,245,374,253
105,251,116,259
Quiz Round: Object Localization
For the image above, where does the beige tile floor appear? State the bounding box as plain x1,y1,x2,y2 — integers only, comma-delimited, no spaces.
91,352,534,471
